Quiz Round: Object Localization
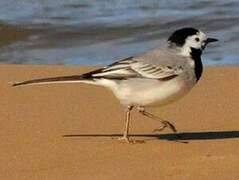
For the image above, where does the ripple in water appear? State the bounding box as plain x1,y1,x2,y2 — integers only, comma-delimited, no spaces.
0,0,238,66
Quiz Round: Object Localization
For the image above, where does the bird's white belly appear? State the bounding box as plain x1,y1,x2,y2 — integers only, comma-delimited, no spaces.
113,77,196,107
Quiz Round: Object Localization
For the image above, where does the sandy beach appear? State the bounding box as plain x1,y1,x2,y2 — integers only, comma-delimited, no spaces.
1,64,239,179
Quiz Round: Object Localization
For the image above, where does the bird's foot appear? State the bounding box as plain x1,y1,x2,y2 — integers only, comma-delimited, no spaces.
153,120,177,133
117,136,145,144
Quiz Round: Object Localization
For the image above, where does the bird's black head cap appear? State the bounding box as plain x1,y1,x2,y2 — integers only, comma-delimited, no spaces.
168,27,199,47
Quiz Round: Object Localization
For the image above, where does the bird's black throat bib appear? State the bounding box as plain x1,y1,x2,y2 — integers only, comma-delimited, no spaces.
190,48,203,81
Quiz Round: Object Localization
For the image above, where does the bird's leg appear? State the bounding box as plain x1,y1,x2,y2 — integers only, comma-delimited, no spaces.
117,106,145,144
138,107,177,133
117,106,133,143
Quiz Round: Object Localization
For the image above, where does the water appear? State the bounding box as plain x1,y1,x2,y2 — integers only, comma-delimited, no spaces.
0,0,238,66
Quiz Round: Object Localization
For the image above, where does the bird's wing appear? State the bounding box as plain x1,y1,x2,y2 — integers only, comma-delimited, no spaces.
82,56,184,80
131,61,183,80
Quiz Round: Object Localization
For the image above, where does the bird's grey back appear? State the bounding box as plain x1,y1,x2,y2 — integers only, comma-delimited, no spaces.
134,47,189,67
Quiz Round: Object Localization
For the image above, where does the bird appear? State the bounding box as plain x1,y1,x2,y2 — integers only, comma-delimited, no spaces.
12,27,218,143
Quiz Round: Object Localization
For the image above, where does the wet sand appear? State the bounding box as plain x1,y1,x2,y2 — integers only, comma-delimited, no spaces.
1,64,239,179
0,23,30,47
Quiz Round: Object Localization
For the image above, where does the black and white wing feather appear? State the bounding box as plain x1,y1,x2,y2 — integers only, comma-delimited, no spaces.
82,57,138,80
82,57,184,80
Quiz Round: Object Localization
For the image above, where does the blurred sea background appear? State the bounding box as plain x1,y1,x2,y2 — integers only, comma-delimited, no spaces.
0,0,238,66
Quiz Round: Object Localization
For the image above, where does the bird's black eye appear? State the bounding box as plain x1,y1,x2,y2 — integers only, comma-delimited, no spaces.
195,37,200,42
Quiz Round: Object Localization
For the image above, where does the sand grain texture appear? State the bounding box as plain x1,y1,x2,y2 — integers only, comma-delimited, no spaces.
1,65,239,180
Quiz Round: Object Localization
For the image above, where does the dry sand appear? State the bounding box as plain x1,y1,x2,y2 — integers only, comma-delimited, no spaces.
1,64,239,180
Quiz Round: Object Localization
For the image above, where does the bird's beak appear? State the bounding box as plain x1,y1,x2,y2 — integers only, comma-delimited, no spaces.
205,38,218,44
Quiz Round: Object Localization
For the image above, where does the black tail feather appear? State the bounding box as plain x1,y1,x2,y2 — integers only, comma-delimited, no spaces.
12,74,84,87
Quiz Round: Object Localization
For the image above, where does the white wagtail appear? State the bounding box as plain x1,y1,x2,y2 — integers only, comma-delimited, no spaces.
12,27,218,143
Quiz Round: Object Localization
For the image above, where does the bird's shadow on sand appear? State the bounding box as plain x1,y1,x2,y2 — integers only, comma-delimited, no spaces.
62,131,239,143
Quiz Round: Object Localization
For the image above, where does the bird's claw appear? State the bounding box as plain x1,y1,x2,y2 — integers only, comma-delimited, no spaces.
153,121,177,133
117,136,145,144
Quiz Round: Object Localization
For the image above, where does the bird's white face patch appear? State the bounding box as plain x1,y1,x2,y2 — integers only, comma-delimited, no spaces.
180,31,207,56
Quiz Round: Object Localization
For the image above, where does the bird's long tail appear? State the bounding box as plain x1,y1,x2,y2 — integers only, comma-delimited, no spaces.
11,74,92,87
